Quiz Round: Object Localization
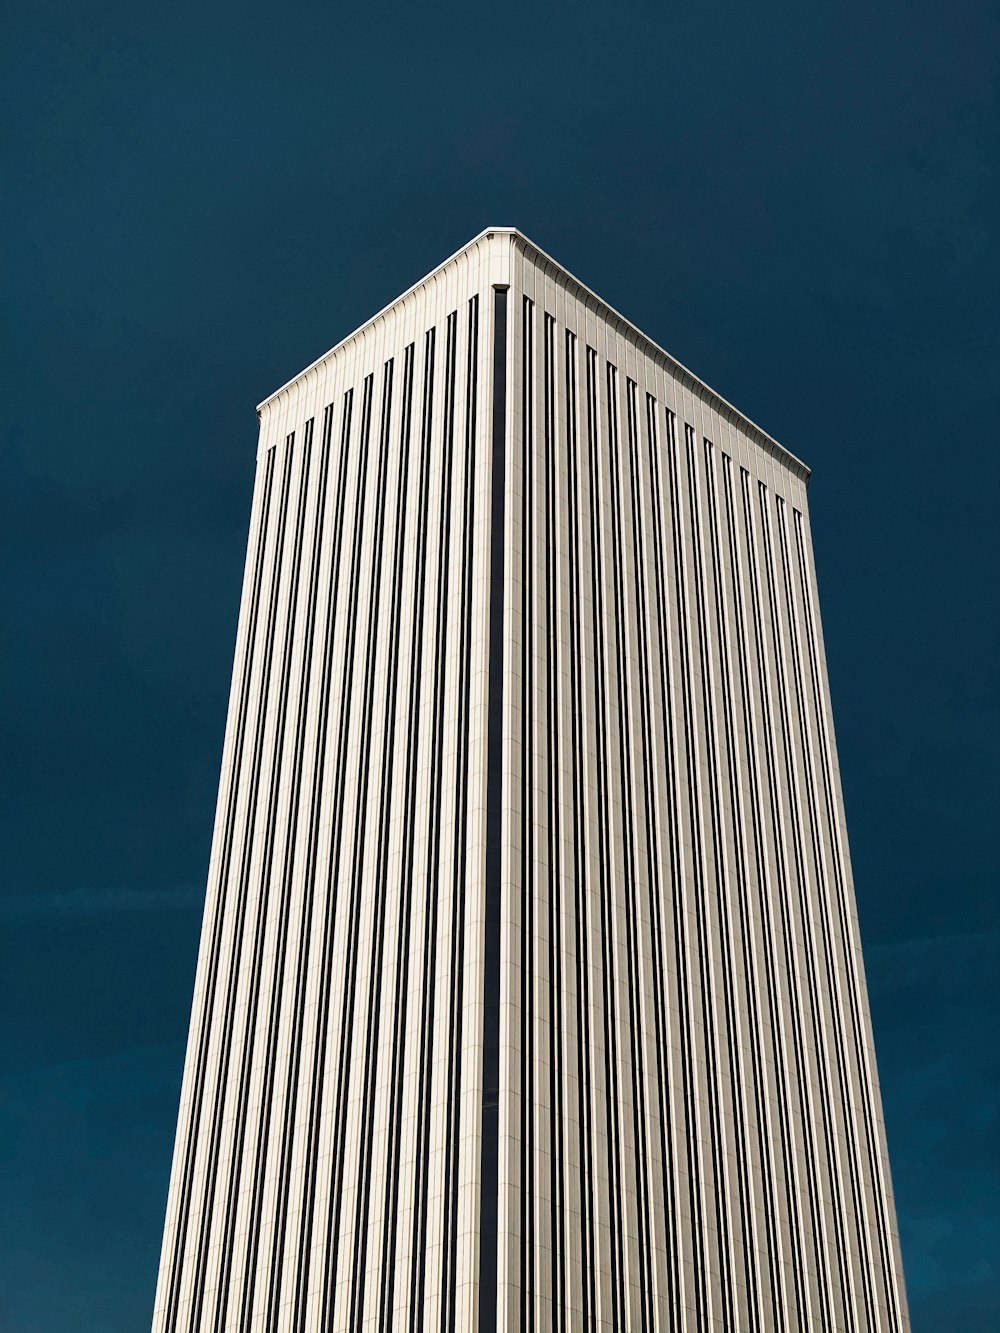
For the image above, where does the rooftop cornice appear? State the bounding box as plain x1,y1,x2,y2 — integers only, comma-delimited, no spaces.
505,228,809,482
256,226,809,482
255,227,503,417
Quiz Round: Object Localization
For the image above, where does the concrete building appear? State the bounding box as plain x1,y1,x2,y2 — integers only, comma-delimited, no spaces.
152,229,909,1332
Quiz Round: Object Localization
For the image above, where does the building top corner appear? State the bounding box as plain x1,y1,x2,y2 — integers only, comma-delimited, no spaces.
255,225,810,485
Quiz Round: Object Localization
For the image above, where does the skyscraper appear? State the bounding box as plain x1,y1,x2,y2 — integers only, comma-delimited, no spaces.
152,228,909,1332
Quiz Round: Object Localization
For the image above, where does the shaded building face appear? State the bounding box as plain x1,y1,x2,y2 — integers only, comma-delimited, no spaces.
152,230,909,1333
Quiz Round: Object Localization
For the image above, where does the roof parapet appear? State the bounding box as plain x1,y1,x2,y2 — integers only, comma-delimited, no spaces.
256,226,809,483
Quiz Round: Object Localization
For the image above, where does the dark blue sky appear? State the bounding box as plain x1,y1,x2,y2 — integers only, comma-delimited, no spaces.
3,1,997,1328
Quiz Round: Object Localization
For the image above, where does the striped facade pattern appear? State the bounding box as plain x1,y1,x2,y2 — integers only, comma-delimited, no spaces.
152,230,908,1332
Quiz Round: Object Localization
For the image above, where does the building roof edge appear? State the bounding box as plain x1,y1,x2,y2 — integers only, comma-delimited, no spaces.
255,226,810,482
255,227,503,416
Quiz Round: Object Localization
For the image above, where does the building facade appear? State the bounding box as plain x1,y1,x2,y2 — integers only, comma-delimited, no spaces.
152,229,909,1332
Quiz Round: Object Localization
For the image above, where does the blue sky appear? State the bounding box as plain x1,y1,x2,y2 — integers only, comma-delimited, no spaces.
2,1,997,1328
